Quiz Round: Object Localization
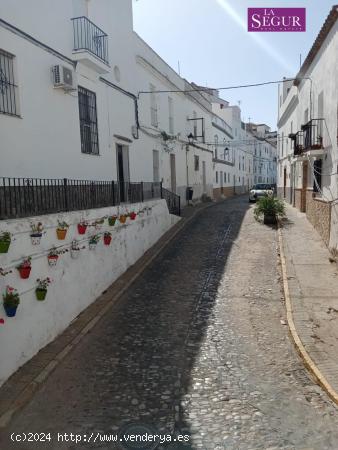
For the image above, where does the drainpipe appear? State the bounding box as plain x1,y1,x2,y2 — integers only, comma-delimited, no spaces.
186,144,190,205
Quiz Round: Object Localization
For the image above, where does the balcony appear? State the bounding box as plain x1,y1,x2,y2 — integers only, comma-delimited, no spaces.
71,16,109,73
289,119,326,158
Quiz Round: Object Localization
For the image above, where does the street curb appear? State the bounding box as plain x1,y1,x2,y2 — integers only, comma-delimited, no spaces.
0,201,216,428
277,225,338,406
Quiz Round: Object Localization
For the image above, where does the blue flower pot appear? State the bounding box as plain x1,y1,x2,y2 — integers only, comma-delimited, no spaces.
4,305,18,317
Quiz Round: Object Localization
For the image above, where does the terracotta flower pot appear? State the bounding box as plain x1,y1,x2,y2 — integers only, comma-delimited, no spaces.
35,289,47,301
0,241,10,253
48,255,59,267
18,266,31,279
77,224,87,235
56,229,67,240
129,212,137,221
104,235,112,246
119,215,127,224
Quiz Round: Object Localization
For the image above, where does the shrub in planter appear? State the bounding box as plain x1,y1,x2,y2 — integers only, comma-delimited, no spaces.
254,196,286,225
119,214,127,224
77,220,88,235
129,212,137,221
16,257,32,279
56,221,69,240
0,231,11,254
3,285,20,317
89,234,101,250
108,216,118,226
30,222,44,245
138,210,145,218
104,232,112,246
47,247,59,267
35,277,52,301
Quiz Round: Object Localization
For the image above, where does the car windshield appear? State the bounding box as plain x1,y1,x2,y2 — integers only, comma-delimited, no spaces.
252,184,271,190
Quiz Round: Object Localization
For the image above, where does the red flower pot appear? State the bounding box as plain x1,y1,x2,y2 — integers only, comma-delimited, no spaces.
77,224,87,235
104,235,112,246
18,266,31,279
130,212,137,221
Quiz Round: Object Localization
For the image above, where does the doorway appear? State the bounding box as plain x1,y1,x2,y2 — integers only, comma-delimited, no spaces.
202,161,207,194
116,144,130,202
170,154,176,193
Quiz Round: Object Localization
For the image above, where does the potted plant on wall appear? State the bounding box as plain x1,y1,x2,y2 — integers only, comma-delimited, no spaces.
30,222,44,245
108,215,118,226
94,218,105,230
254,196,286,225
77,219,88,235
119,214,127,224
47,247,59,267
103,231,112,246
56,221,69,240
89,234,101,250
3,285,20,317
129,211,137,221
16,257,32,279
35,277,52,301
0,231,11,254
70,240,81,259
138,209,145,219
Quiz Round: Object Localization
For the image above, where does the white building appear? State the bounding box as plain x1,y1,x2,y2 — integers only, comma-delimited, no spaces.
277,5,338,249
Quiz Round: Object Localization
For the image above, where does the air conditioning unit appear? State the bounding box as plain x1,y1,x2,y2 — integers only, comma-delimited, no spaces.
52,65,77,91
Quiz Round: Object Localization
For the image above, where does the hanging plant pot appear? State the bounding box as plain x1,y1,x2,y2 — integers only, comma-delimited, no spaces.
104,235,112,246
0,240,10,254
70,249,80,259
89,243,98,251
18,266,31,279
119,215,127,224
48,255,59,267
4,305,18,317
35,289,47,301
129,212,137,221
138,211,145,218
77,224,87,235
30,233,42,245
56,229,67,240
108,217,117,226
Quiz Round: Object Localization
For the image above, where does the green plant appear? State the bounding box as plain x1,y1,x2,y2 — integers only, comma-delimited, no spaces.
36,277,52,291
30,222,44,234
0,231,11,242
89,234,101,245
3,286,20,308
16,257,32,270
57,221,69,230
254,196,286,221
48,247,59,257
104,231,112,238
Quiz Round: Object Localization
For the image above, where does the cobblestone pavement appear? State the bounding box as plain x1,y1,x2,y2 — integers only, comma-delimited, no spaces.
1,196,338,450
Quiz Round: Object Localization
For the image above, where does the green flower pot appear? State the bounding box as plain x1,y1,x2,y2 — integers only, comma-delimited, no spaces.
35,289,47,301
0,240,10,253
108,217,117,226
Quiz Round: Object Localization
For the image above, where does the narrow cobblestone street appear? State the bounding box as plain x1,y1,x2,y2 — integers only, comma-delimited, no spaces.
2,197,338,450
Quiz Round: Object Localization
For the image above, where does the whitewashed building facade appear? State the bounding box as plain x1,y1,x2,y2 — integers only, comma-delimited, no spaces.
277,5,338,250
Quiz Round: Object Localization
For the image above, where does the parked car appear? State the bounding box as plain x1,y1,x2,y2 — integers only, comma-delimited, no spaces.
249,184,274,203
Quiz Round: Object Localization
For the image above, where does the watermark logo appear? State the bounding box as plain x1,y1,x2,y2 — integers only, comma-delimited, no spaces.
248,8,306,32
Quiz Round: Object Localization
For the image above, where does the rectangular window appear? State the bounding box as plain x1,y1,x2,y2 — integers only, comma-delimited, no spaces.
150,84,158,127
78,86,99,155
224,173,226,183
228,173,230,183
313,159,322,192
216,171,218,183
0,49,19,116
194,155,200,171
168,96,174,134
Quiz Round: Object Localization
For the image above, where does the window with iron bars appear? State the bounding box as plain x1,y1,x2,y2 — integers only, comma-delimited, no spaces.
194,155,200,171
78,86,99,155
0,49,19,116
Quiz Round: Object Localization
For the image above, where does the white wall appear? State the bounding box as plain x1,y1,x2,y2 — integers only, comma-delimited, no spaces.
0,199,179,386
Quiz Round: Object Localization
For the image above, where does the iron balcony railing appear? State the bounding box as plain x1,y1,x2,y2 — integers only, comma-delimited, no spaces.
71,16,109,64
289,130,304,156
301,119,325,151
161,187,181,216
0,178,182,220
